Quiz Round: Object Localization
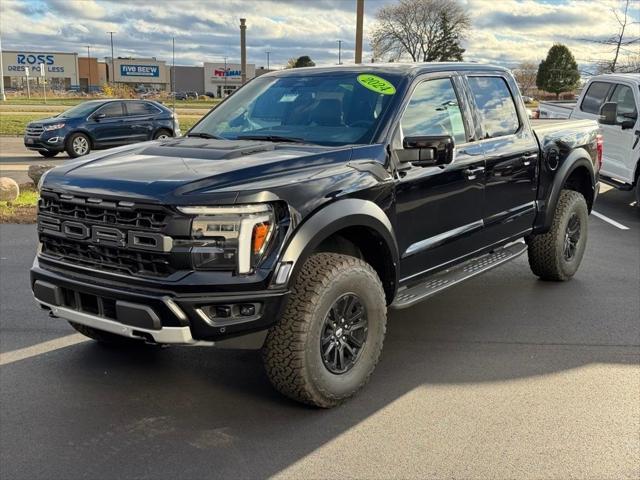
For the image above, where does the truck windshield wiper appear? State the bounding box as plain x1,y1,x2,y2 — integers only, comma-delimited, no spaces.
235,134,309,144
186,132,224,139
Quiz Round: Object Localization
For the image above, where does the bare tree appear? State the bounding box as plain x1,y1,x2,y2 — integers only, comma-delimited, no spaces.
513,62,538,96
370,0,470,62
589,0,639,73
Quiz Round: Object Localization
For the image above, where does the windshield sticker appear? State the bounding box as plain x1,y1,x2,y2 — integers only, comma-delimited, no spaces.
357,74,396,95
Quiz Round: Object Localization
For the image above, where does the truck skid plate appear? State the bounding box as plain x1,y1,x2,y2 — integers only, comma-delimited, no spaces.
391,241,527,309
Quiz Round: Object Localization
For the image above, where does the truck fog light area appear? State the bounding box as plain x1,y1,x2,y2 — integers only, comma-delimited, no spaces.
196,302,262,325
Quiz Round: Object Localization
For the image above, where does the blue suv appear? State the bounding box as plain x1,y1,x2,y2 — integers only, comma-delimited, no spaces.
24,99,180,158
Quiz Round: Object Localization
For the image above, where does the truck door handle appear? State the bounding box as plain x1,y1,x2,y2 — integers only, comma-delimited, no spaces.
522,153,537,166
463,166,484,180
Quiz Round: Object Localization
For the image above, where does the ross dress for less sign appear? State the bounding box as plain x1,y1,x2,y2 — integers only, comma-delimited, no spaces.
120,64,160,77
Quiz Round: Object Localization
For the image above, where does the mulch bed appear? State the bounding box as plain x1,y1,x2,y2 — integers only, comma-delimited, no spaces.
0,205,37,224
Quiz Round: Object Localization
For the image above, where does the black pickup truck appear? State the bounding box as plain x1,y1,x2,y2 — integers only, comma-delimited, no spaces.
32,63,601,407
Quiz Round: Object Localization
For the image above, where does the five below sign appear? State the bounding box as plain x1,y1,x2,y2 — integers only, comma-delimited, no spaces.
120,64,160,77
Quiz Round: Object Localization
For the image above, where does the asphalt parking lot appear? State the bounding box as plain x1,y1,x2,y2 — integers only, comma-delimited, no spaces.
0,185,638,479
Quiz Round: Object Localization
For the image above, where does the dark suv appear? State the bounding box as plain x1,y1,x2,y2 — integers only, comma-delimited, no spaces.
24,99,180,158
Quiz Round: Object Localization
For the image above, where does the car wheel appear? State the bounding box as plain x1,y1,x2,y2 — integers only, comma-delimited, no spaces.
38,150,58,158
527,189,589,281
262,253,387,408
153,129,172,140
65,133,91,158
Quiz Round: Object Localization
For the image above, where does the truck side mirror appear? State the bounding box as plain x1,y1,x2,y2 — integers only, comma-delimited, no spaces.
396,135,455,167
599,102,617,125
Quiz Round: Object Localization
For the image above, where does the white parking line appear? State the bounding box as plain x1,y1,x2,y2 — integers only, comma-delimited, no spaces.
592,210,630,230
0,334,88,366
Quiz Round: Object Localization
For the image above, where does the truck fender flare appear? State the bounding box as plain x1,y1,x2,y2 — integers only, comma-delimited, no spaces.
275,199,399,296
540,148,595,231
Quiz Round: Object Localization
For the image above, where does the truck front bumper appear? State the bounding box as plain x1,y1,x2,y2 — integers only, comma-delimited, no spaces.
31,257,289,349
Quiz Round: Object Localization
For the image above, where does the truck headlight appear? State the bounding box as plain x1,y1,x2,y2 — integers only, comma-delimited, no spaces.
43,123,65,131
177,204,274,274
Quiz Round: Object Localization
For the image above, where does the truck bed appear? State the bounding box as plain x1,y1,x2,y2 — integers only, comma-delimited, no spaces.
531,118,596,136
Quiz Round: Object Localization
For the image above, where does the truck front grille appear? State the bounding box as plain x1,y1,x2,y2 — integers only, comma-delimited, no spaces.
38,191,178,278
41,235,173,277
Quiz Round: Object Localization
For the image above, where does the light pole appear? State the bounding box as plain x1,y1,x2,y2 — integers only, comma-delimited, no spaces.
240,18,247,85
0,34,6,101
266,51,271,71
355,0,364,64
337,40,343,65
223,56,227,97
85,45,92,93
107,31,116,83
172,37,176,113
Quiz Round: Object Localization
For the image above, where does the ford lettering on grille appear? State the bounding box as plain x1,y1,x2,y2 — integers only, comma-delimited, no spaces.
39,219,172,253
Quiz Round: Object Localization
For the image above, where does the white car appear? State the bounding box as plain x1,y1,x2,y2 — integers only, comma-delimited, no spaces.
539,73,640,205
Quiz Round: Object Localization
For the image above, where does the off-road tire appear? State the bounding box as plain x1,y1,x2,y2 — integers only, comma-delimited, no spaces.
38,150,58,158
262,253,387,408
65,132,91,158
527,189,588,281
68,321,146,347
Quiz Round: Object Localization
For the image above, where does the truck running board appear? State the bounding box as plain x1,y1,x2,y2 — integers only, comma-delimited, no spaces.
391,241,528,309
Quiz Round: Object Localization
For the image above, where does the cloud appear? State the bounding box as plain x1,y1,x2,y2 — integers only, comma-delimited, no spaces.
0,0,637,73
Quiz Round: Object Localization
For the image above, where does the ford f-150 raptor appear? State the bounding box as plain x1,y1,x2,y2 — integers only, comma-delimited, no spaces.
32,63,602,407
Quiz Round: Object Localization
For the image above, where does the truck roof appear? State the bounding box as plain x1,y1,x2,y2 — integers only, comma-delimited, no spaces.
587,73,640,84
267,62,510,78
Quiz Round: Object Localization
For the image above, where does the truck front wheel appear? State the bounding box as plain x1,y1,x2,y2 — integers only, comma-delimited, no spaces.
527,189,588,281
262,253,387,408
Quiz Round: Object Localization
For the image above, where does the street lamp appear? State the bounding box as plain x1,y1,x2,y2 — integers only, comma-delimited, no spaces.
107,31,116,83
266,51,271,71
85,45,92,93
337,40,343,65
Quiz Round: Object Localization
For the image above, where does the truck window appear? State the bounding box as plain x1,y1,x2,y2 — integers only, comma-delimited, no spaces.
400,78,466,144
609,84,637,122
467,76,519,138
580,82,612,115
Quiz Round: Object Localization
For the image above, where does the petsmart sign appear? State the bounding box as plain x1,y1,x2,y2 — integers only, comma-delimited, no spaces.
120,64,160,77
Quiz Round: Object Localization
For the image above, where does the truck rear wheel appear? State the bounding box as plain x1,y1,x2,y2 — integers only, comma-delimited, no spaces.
262,253,387,408
527,189,588,281
68,321,146,347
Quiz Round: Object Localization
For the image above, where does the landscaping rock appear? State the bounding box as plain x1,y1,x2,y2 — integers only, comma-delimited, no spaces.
0,177,20,202
27,164,56,187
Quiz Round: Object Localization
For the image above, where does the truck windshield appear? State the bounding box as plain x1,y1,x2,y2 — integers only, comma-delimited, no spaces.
189,74,398,146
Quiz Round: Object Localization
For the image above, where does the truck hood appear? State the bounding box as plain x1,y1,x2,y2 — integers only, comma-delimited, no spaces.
44,137,361,204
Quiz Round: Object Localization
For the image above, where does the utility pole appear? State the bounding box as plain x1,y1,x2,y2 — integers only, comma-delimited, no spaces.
223,56,227,97
355,0,364,64
172,37,176,113
25,67,31,100
266,51,270,71
108,31,116,83
240,18,247,84
85,45,92,93
337,40,343,65
0,34,6,101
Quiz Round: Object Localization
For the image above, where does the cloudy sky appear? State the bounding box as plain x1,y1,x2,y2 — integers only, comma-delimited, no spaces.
0,0,638,73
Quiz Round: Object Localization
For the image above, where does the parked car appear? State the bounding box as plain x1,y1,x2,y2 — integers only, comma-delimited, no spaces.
24,99,180,158
33,63,601,407
173,91,198,100
204,91,216,98
538,73,639,205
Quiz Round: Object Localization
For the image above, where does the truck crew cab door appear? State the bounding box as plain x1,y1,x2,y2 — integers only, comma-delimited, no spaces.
394,74,486,282
464,74,539,241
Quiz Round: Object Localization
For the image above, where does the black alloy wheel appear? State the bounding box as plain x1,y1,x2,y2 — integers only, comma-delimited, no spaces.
563,213,581,261
320,293,368,374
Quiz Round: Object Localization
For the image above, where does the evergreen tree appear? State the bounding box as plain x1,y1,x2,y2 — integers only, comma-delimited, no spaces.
536,44,580,99
431,11,465,61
